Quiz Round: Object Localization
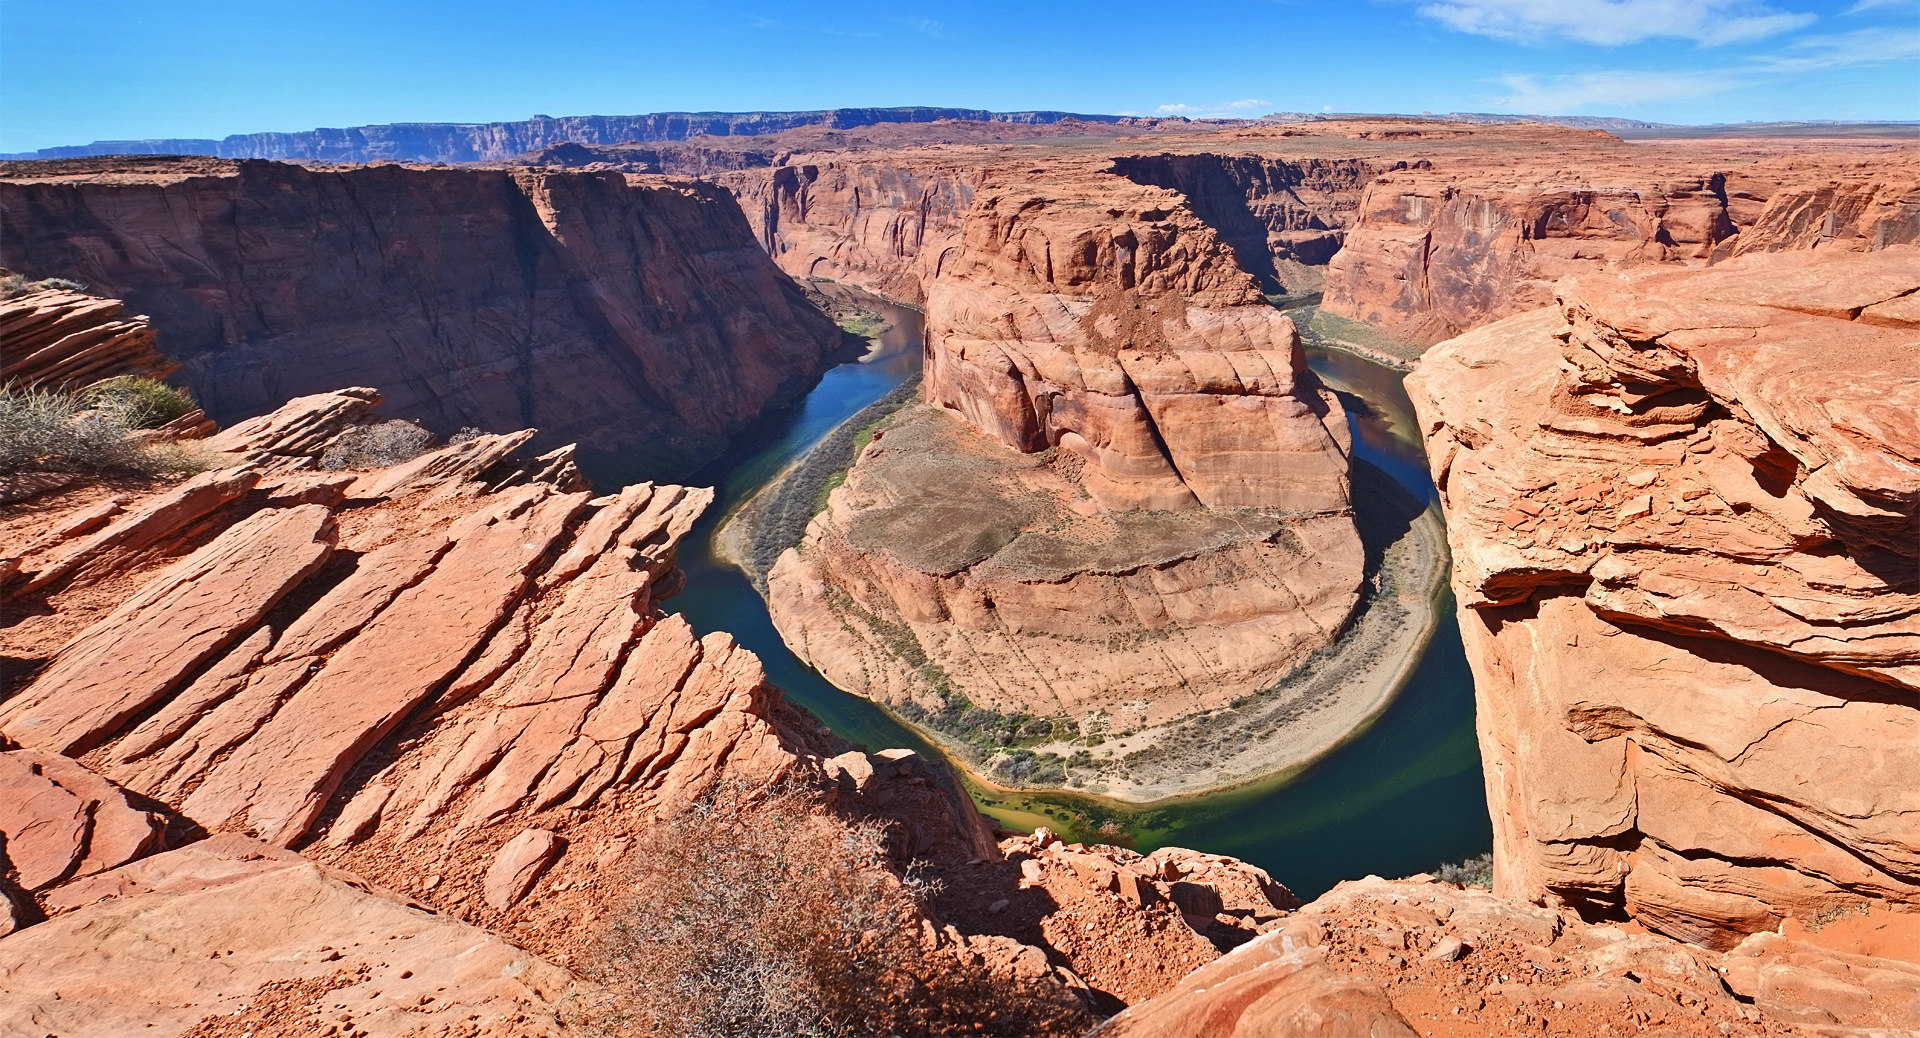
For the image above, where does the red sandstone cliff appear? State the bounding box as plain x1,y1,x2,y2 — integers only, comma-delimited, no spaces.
0,156,845,478
1405,248,1920,949
1323,151,1920,345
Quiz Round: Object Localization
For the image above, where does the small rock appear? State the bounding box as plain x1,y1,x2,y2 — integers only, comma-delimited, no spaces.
1426,937,1471,962
987,899,1010,915
1616,494,1653,522
483,829,563,911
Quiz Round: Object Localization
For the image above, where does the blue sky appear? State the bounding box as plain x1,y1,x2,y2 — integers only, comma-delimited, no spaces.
2,0,1915,152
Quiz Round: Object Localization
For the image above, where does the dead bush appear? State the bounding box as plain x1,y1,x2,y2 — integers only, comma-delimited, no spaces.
589,782,1090,1037
317,419,436,470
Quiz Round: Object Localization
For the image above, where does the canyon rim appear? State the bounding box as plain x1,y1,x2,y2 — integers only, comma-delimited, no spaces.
2,54,1918,1038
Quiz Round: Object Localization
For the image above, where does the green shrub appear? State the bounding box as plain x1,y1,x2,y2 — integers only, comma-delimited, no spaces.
81,376,197,430
317,420,436,470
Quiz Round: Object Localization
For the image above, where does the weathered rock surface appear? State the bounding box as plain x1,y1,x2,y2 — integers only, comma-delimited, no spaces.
717,121,1915,358
923,166,1355,513
0,158,844,478
1405,247,1920,948
0,835,581,1037
0,280,178,389
1102,873,1920,1037
0,748,166,891
772,404,1363,729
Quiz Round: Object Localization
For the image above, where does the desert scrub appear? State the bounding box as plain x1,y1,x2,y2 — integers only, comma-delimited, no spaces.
1437,852,1494,889
80,376,197,430
0,383,206,476
590,782,1089,1037
317,419,436,470
0,270,88,300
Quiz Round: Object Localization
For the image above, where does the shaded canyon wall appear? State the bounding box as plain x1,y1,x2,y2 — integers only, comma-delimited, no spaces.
0,158,844,479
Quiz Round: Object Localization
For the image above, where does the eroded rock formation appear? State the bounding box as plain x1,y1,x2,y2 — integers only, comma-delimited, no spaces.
768,162,1366,753
0,387,1332,1035
1405,248,1920,948
0,157,844,478
1099,873,1920,1037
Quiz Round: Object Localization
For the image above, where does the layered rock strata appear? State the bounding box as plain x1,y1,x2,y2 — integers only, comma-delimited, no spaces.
0,157,844,477
1324,151,1920,345
711,121,1916,359
0,280,178,389
769,164,1365,752
8,107,1175,164
1405,247,1920,948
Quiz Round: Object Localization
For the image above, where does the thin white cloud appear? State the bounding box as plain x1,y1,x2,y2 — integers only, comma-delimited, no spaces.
1753,26,1920,70
1496,69,1741,110
1154,98,1274,118
1488,25,1920,111
1417,0,1815,46
1846,0,1917,11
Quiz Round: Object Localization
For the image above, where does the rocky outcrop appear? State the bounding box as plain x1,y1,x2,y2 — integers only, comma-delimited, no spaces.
768,163,1365,760
0,158,844,478
1109,153,1378,293
922,166,1355,513
1405,248,1920,948
0,281,178,389
1100,872,1920,1037
0,389,1221,1033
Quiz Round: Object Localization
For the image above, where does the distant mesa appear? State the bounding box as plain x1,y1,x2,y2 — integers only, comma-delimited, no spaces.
0,107,1165,164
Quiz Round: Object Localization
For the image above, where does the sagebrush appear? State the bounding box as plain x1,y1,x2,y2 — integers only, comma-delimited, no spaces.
0,383,205,476
589,783,1089,1038
318,419,436,470
0,270,88,300
1438,852,1494,889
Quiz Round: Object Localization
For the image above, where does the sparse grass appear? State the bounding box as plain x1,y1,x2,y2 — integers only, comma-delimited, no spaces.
317,419,436,470
80,376,197,430
0,382,209,476
588,782,1088,1037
